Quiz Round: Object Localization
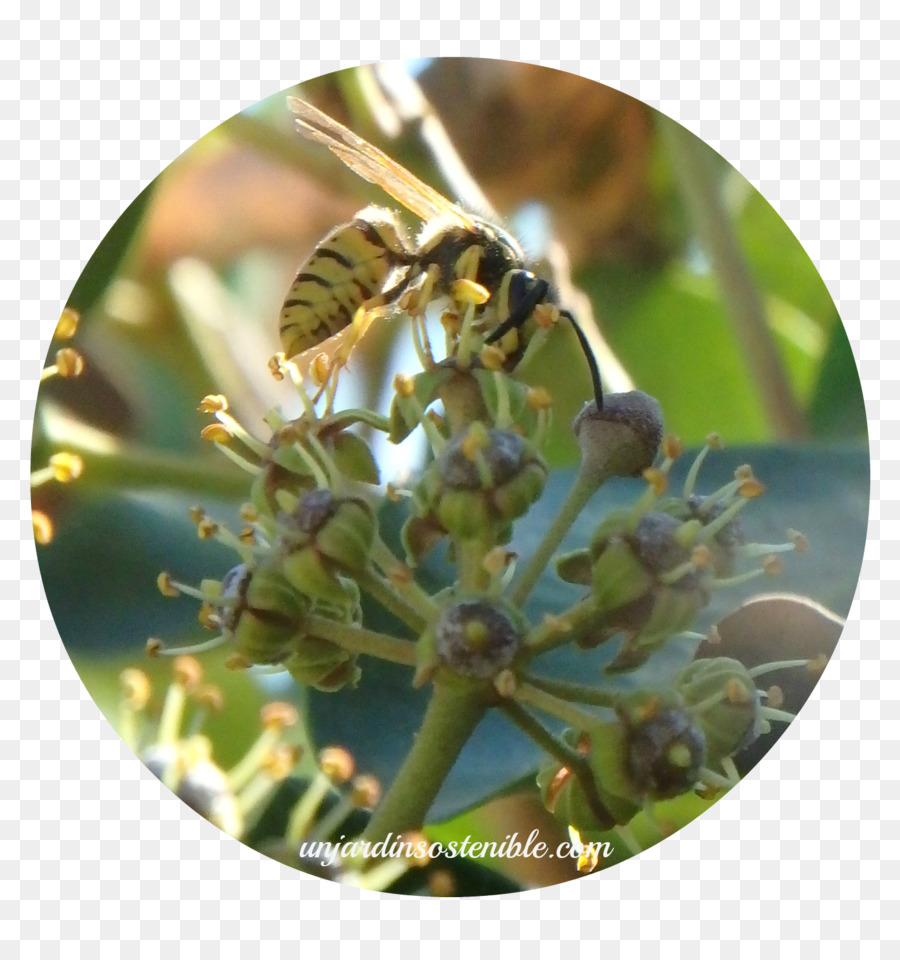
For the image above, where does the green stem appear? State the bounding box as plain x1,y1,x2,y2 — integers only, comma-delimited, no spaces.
523,674,618,709
305,615,417,666
524,595,599,657
362,677,489,841
357,568,428,634
513,681,600,732
456,538,489,593
509,467,599,608
659,117,805,439
499,700,614,830
36,441,252,499
371,536,440,622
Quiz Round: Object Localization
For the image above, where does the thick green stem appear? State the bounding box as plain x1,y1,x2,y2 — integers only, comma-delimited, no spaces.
362,677,489,842
659,117,805,439
509,468,599,608
305,615,417,666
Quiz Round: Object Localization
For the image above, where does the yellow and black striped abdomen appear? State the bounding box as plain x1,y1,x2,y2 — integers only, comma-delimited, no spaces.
279,213,412,359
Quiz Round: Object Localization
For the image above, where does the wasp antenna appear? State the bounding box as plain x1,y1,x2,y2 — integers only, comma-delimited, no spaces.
561,310,604,410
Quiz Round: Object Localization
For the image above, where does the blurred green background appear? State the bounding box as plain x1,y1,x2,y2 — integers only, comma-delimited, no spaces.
32,60,868,892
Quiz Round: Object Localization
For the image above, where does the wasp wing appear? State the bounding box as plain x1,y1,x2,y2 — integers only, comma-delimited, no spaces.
288,96,477,231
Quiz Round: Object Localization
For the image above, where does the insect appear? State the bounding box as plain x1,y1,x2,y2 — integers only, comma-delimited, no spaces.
280,97,603,406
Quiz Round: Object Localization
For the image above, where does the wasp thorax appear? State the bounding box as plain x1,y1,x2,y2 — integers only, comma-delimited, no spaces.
433,599,524,678
620,694,707,800
573,391,664,480
675,658,762,764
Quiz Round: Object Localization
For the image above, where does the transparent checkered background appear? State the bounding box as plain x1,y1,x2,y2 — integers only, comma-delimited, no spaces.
8,3,892,953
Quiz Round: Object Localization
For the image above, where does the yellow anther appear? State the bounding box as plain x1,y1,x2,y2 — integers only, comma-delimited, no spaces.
532,302,559,330
194,684,224,712
54,347,84,378
145,638,163,658
32,510,53,545
350,774,381,809
705,432,723,449
763,554,783,575
788,529,809,553
268,354,286,381
239,502,259,522
173,655,203,690
766,685,784,708
460,422,489,461
479,344,507,371
450,278,490,305
55,307,80,340
319,746,354,784
201,423,231,444
198,394,229,413
197,518,219,540
49,452,83,483
662,434,683,459
526,386,553,411
642,467,668,496
119,668,151,710
311,352,332,386
260,701,300,731
739,477,766,499
157,572,180,598
197,603,219,630
393,372,416,398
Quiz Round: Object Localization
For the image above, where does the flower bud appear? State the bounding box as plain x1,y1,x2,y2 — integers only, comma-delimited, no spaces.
617,692,707,800
572,391,663,481
280,490,375,603
408,427,546,552
675,657,762,764
430,598,525,679
284,638,360,692
226,563,308,666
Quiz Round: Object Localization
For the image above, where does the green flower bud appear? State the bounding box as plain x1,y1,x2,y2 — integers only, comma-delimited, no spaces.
284,637,360,692
675,657,762,764
430,597,525,679
617,692,707,801
224,563,308,665
657,494,745,577
280,490,375,603
410,427,546,550
575,511,714,672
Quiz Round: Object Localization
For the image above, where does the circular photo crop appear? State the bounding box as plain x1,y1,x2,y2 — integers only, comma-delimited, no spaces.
33,59,868,896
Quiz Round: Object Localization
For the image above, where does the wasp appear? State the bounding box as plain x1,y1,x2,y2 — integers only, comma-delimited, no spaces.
280,97,603,406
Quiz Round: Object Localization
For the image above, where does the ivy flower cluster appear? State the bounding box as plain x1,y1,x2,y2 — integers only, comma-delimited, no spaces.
146,282,817,875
